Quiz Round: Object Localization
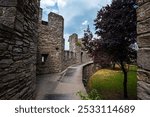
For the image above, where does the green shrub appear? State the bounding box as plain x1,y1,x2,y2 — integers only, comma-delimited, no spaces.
77,89,101,100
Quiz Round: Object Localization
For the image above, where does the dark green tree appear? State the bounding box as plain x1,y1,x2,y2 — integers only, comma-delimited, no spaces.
94,0,137,99
83,0,137,99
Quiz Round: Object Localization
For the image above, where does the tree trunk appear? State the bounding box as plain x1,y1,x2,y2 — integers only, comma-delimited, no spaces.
120,62,128,99
112,63,115,69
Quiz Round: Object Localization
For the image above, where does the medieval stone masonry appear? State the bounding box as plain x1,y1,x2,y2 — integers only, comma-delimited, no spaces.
37,8,91,74
0,0,91,100
0,0,150,100
137,0,150,99
0,0,39,99
37,11,64,74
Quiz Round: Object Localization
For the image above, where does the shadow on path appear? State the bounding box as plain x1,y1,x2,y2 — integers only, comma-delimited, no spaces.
36,64,87,100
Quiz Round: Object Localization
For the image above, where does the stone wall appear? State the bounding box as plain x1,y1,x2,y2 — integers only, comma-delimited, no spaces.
82,62,94,88
137,0,150,99
0,0,39,99
76,39,92,64
37,12,64,74
68,33,78,53
69,34,91,64
63,51,76,70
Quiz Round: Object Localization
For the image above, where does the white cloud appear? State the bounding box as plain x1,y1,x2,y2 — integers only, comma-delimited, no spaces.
82,20,88,26
40,0,112,49
40,0,112,27
40,0,57,8
57,0,67,8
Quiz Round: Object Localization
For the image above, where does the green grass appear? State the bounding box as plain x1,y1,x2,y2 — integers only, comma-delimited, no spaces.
88,65,137,100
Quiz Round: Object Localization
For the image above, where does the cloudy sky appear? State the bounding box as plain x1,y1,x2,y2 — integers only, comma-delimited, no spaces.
40,0,112,50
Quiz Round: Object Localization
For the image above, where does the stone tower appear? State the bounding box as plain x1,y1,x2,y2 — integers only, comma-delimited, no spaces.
68,33,78,53
37,11,64,74
68,33,91,64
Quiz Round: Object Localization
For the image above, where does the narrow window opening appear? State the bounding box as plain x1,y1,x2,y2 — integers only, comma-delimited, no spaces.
41,54,48,64
56,47,59,51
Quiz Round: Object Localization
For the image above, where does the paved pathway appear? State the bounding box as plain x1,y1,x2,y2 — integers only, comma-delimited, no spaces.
36,64,87,100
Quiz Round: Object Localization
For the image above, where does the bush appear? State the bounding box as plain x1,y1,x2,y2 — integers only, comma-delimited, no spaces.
77,89,101,100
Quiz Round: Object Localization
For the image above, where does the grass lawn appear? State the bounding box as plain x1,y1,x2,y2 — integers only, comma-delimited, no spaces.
88,65,137,100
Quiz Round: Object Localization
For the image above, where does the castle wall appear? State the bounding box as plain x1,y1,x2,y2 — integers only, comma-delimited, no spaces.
68,33,78,53
37,12,64,74
76,39,91,64
69,34,91,64
0,0,39,99
63,51,76,69
137,0,150,99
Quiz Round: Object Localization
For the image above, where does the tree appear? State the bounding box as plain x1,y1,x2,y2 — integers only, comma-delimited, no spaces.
94,0,137,99
82,0,137,99
82,26,112,68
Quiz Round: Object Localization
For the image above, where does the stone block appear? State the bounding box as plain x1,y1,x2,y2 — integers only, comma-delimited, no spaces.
137,81,150,99
9,93,19,100
13,47,22,53
138,69,150,83
137,0,150,5
19,87,29,98
137,33,150,48
0,42,8,51
137,48,150,70
0,17,15,28
15,19,24,32
137,2,150,21
3,7,16,17
6,85,18,97
2,74,16,83
16,40,23,46
0,59,13,68
0,0,17,7
16,11,24,22
137,18,150,34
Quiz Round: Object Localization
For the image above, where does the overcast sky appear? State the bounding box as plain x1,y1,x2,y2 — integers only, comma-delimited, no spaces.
40,0,112,50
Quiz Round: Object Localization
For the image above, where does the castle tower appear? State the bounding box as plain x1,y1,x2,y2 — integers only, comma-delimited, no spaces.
68,33,78,53
48,12,64,72
37,12,64,74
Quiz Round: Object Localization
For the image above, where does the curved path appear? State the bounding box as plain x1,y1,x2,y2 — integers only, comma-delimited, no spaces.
36,64,87,100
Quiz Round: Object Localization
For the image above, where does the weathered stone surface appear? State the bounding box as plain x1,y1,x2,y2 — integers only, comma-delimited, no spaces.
37,12,64,74
137,1,150,99
137,69,150,83
0,0,39,99
2,74,16,82
0,17,15,28
137,0,150,5
137,18,150,34
0,59,13,68
0,0,17,7
13,47,22,53
137,48,150,70
137,81,150,99
137,2,150,21
15,19,24,32
68,34,91,65
82,62,94,87
137,33,150,48
0,43,8,51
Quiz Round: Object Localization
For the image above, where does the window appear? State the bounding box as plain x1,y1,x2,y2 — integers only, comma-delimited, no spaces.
41,54,48,63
